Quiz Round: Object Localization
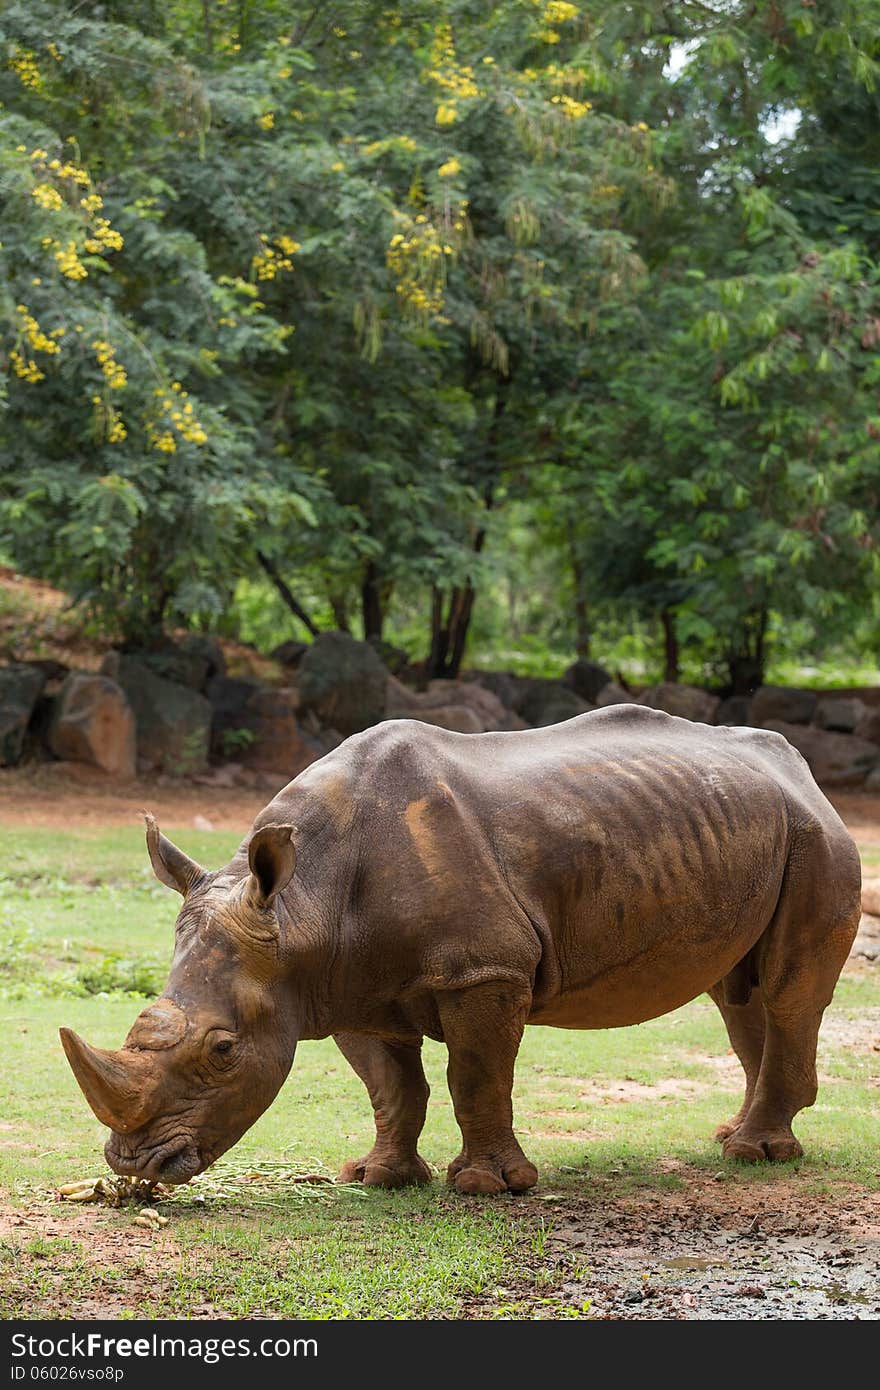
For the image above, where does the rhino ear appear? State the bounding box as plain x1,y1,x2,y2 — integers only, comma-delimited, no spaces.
144,812,204,897
247,824,297,909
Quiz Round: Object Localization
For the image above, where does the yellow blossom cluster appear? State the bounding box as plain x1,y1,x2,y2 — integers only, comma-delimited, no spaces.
426,23,480,127
85,218,124,254
149,382,208,452
9,47,42,90
550,93,592,119
257,112,275,130
46,42,62,62
17,305,62,356
386,204,465,321
27,151,124,277
9,350,44,383
544,1,579,21
252,233,300,281
32,184,63,211
107,412,127,443
438,157,462,178
93,340,127,390
55,240,87,281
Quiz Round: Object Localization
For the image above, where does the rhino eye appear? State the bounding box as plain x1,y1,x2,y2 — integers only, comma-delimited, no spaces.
213,1039,234,1055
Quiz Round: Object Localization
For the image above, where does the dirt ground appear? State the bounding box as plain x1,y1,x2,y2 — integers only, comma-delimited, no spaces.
1,777,879,1320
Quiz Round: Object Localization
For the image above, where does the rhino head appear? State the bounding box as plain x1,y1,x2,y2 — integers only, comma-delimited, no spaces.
60,815,299,1183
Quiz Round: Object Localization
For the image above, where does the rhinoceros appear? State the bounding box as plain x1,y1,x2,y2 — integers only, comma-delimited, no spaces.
61,706,860,1194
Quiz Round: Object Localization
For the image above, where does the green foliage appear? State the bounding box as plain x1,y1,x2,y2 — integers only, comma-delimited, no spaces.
1,1,880,679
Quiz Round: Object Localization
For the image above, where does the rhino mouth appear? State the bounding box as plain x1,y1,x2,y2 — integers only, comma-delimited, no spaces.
105,1134,202,1184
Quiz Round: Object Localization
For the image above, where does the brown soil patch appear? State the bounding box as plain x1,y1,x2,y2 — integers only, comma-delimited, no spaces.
0,767,270,833
465,1175,880,1320
0,1197,183,1318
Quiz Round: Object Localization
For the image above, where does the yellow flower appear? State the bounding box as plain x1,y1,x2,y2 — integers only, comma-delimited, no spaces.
31,184,63,211
544,2,579,22
436,103,458,126
331,161,345,171
438,158,462,178
257,112,275,130
55,241,87,281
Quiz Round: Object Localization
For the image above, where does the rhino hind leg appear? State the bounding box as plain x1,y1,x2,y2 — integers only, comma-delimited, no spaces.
437,981,538,1195
708,982,766,1143
332,1033,433,1188
719,827,861,1164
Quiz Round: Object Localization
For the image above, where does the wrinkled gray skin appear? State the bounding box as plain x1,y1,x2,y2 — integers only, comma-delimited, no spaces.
61,707,861,1194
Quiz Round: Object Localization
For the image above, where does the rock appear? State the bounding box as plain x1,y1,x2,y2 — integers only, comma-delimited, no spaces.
863,764,880,792
367,637,409,675
0,663,47,765
296,631,389,735
716,695,753,727
750,685,817,726
595,681,633,708
564,658,614,703
854,706,880,746
401,705,484,734
515,681,593,728
861,878,880,917
639,683,720,724
408,680,510,731
207,677,318,774
271,640,309,669
26,658,70,684
104,635,224,693
48,673,136,777
238,688,318,774
463,670,517,710
109,655,212,774
385,675,421,714
813,697,866,734
762,720,880,787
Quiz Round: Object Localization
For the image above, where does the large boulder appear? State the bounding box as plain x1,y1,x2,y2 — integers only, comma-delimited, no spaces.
402,705,484,734
750,685,817,726
464,670,517,710
813,696,866,734
564,658,614,703
716,695,753,727
386,677,514,733
271,640,309,670
854,705,880,746
0,663,47,765
763,720,880,787
639,683,719,724
296,631,389,736
48,673,136,777
104,654,211,774
108,635,225,693
207,677,317,774
515,680,593,728
595,681,633,708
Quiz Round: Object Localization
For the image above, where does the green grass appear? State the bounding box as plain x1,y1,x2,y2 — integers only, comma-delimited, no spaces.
1,826,879,1318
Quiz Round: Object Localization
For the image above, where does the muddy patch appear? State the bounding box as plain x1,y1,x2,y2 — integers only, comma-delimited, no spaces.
468,1176,880,1320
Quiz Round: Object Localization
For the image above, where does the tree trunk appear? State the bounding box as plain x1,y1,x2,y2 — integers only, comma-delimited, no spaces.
727,607,768,695
661,608,680,684
256,552,320,637
571,542,590,659
361,562,384,641
328,592,351,634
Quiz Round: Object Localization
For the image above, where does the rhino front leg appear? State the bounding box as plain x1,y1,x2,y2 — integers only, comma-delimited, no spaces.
436,981,537,1195
333,1032,432,1187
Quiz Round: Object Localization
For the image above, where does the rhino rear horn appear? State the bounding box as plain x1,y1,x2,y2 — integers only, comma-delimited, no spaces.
144,812,205,896
59,1029,152,1133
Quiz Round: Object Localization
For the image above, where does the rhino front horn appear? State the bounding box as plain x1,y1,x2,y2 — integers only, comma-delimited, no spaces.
59,1028,151,1133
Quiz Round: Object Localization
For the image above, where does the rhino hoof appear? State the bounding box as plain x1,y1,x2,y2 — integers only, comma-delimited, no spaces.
337,1154,432,1188
722,1131,804,1163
